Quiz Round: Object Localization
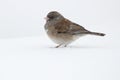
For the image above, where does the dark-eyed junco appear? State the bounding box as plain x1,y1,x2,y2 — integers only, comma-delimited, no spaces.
44,11,105,48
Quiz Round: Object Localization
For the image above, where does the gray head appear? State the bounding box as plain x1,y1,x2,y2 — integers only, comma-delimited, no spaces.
45,11,64,22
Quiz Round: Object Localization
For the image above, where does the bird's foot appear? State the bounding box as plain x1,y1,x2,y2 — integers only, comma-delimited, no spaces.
55,44,62,48
55,44,68,48
64,45,67,47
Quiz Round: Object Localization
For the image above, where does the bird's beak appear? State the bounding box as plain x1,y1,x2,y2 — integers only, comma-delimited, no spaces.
44,17,49,21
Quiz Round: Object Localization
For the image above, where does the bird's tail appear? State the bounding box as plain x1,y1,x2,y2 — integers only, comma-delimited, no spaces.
88,32,105,36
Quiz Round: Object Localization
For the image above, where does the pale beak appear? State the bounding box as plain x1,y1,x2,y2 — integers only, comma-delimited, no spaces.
44,17,49,21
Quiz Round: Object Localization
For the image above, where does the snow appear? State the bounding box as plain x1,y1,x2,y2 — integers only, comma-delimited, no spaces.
0,33,120,80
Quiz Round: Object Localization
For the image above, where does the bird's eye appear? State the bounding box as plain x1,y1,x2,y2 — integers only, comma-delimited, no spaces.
48,16,54,19
47,15,55,19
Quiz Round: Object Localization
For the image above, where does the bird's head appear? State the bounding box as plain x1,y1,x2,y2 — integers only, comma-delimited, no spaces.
45,11,64,22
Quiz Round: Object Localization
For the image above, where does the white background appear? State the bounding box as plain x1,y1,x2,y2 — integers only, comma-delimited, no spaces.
0,0,120,80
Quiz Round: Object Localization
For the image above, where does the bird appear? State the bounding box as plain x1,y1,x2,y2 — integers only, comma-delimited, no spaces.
44,11,105,48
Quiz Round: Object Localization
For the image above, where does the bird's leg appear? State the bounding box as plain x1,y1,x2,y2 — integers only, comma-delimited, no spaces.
64,44,67,47
55,44,62,48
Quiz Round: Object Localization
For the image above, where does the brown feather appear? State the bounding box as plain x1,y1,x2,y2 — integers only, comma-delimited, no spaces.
54,18,89,34
54,19,70,33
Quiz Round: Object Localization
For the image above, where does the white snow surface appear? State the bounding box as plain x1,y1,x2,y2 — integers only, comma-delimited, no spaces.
0,33,120,80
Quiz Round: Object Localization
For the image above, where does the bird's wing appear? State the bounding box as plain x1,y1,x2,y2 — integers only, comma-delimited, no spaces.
68,22,90,35
54,19,70,33
54,19,90,34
